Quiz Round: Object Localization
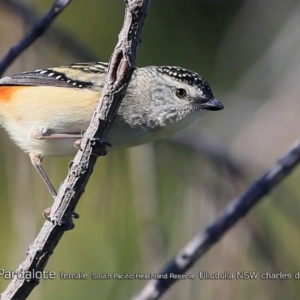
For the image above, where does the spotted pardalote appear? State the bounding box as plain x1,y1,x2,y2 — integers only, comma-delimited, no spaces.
0,62,223,197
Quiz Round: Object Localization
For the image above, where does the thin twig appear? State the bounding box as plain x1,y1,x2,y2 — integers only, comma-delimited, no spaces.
0,0,150,299
0,0,72,76
133,141,300,300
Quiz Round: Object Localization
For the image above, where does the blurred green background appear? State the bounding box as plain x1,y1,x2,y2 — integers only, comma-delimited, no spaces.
1,0,300,299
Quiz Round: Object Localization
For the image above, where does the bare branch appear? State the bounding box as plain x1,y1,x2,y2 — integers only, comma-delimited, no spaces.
133,141,300,300
0,0,150,299
0,0,72,76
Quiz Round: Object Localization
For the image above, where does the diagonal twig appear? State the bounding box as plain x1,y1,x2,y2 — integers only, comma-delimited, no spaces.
0,0,72,76
0,0,150,299
133,141,300,300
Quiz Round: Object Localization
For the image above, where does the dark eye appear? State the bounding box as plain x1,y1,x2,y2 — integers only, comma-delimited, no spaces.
175,88,187,99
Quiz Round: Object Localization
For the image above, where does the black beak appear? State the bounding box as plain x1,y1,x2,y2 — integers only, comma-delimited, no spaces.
202,98,224,111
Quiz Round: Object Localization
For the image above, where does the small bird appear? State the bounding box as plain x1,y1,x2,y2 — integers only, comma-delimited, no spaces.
0,62,223,197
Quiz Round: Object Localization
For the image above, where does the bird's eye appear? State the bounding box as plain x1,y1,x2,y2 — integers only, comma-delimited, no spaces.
175,88,187,99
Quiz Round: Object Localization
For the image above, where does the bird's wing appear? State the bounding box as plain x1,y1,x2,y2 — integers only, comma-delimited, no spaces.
0,62,108,90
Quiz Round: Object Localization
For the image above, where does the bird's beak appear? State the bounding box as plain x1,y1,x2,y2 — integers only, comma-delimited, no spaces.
202,97,224,111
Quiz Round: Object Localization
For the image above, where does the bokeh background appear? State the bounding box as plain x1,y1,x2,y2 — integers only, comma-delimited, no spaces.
1,0,300,299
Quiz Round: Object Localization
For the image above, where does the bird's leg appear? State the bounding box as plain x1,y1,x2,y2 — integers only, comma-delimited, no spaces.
29,128,82,222
29,152,80,224
28,127,83,197
31,127,112,152
29,153,57,199
30,127,83,151
30,127,83,140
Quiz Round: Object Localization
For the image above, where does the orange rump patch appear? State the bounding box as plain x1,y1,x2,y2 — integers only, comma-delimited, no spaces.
0,86,19,102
